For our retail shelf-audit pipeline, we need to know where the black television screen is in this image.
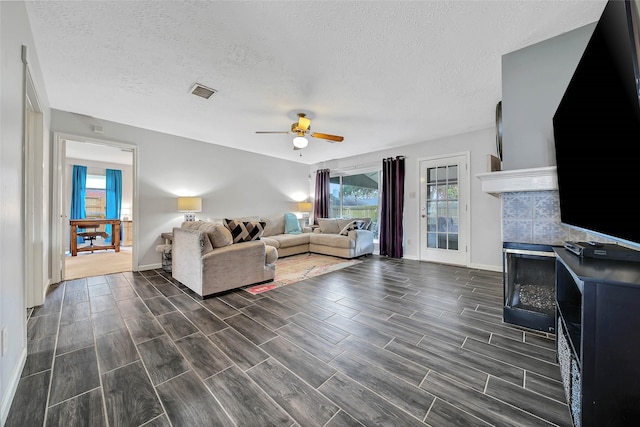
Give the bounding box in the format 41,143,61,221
553,0,640,248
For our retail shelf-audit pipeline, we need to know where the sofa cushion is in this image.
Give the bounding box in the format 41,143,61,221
262,215,285,237
310,233,355,249
261,237,279,249
268,233,310,248
181,220,215,231
317,218,340,234
284,212,302,234
237,216,261,222
224,218,266,243
339,219,367,236
207,224,234,248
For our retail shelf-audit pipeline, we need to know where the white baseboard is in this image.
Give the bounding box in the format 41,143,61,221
1,346,27,426
400,256,502,273
469,262,502,272
137,263,162,271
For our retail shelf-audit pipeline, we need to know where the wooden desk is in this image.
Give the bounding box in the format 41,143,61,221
70,219,121,256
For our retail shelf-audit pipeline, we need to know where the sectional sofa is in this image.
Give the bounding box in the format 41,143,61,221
261,215,375,259
171,215,374,297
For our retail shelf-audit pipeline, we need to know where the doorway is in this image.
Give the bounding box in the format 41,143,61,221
419,152,470,266
53,135,137,281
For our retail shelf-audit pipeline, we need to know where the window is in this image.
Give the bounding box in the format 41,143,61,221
330,171,380,239
425,165,459,250
85,174,106,219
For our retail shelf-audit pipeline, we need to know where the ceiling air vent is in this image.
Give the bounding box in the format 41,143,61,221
190,83,217,99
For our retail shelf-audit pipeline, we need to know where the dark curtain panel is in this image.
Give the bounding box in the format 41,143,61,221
314,168,330,223
380,156,405,258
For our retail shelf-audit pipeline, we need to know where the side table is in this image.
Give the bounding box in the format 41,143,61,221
158,232,173,273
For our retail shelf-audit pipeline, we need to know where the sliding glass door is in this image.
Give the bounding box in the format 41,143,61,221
330,171,380,239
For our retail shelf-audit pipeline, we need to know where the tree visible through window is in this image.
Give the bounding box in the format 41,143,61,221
330,172,380,239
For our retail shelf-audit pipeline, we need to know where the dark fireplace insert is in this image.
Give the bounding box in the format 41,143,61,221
503,242,557,333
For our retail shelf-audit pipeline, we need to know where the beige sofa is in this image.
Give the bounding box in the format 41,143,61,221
171,216,374,298
260,215,375,259
172,221,277,298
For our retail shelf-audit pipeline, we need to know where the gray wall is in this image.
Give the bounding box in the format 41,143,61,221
51,110,311,268
318,127,502,271
501,23,596,170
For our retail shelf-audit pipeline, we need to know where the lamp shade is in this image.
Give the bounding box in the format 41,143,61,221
297,202,312,212
177,197,202,212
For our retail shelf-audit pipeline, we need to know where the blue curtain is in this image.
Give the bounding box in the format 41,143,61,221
105,169,122,242
71,165,87,244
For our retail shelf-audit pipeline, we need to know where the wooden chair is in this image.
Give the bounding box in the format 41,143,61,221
77,223,109,253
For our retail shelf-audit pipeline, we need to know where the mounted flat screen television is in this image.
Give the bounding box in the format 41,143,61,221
553,0,640,249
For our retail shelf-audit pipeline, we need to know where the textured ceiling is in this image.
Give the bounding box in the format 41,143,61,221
25,1,606,165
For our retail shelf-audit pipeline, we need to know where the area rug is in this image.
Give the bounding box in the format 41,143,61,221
244,253,361,295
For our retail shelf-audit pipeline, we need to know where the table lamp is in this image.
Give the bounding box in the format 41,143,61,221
297,201,312,226
178,197,202,221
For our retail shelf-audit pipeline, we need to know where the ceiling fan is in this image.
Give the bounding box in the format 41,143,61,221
256,113,344,150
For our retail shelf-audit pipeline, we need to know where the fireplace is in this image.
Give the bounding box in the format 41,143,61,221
503,242,557,332
476,167,608,332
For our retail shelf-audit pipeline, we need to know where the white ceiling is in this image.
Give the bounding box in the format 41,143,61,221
25,1,606,165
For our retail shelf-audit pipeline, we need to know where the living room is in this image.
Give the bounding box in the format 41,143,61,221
2,1,613,426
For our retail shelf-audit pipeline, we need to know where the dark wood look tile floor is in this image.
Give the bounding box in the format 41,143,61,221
6,256,572,426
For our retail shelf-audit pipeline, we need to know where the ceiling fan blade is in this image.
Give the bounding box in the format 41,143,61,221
255,131,290,134
311,132,344,142
297,115,311,131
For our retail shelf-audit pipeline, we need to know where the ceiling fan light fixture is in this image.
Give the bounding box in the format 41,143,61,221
293,136,308,149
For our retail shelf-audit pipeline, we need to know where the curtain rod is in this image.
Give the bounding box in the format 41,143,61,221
315,156,405,174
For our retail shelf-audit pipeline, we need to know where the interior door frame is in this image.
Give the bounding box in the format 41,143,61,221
23,47,46,308
417,151,470,267
51,133,139,283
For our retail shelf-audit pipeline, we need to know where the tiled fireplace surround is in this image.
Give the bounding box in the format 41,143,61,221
501,190,603,245
477,166,608,246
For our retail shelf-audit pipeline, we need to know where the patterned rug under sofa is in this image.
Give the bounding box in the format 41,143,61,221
244,252,362,295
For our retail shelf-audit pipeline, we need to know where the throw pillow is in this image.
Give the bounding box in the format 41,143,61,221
284,212,302,234
223,218,266,243
207,224,234,248
339,219,367,236
317,218,340,234
353,217,372,230
262,215,285,237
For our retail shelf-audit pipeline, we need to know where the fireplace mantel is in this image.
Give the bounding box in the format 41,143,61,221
476,166,557,196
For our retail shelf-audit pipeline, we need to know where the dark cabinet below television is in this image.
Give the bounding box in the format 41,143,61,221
554,248,640,427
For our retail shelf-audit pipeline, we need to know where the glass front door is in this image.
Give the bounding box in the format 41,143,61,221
419,154,469,266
